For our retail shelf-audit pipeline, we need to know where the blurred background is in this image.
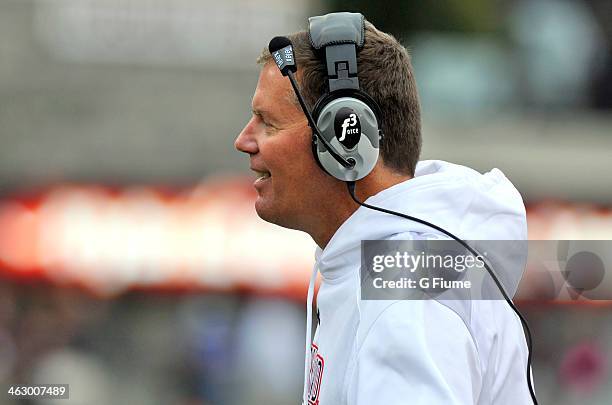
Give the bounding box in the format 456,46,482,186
1,0,612,404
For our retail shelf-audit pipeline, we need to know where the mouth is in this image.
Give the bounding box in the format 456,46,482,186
252,169,271,184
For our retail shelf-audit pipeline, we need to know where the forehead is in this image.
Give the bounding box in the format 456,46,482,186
251,62,296,113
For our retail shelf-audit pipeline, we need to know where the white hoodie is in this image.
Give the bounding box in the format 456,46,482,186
302,160,533,405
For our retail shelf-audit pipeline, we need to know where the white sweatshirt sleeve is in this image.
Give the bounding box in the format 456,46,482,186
345,300,482,405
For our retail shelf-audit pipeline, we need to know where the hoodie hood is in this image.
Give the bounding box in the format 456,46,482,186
302,160,528,404
315,160,528,293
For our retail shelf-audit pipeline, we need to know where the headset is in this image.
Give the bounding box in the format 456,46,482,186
268,12,382,182
268,12,538,405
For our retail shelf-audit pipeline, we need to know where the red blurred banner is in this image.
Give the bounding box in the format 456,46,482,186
1,178,611,298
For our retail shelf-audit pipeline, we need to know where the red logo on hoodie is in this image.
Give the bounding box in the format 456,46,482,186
307,343,325,405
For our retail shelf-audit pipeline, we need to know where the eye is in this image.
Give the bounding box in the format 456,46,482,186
252,111,278,133
261,118,277,132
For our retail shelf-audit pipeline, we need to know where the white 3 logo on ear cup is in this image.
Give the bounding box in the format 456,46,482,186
334,107,361,149
339,113,357,142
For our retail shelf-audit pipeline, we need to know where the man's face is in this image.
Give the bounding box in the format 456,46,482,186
234,62,330,229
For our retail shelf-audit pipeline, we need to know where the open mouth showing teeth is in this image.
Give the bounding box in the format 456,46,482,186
254,170,271,181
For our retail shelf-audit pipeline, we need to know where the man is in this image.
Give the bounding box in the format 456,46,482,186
235,13,533,405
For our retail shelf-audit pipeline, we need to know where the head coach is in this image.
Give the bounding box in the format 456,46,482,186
234,12,537,405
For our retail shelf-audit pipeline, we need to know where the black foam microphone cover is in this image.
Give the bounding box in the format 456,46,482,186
268,36,297,76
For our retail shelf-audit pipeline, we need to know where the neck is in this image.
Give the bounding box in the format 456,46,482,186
303,182,356,248
310,166,412,249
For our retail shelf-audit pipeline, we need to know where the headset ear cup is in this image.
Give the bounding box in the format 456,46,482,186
311,96,380,181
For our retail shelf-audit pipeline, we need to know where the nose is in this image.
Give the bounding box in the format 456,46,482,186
234,117,259,155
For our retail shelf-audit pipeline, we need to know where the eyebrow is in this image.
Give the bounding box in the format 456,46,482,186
252,107,274,121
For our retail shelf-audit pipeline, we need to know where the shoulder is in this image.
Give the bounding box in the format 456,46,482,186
347,299,483,404
356,299,478,356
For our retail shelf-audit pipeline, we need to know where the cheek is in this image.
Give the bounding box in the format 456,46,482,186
266,131,317,174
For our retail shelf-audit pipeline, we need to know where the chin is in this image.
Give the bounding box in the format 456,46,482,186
254,197,280,224
254,198,301,230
